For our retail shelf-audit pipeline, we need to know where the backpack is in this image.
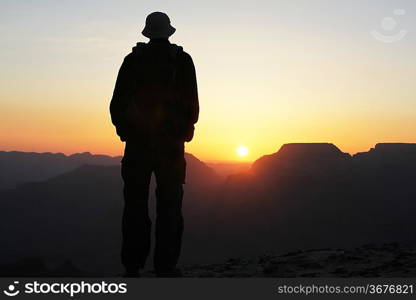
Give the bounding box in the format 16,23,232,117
124,42,193,142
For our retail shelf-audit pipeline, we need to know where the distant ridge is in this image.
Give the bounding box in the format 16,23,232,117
2,143,415,187
3,150,122,161
0,151,121,189
251,143,351,176
277,143,350,158
0,151,218,189
251,142,415,175
354,143,416,158
2,143,415,189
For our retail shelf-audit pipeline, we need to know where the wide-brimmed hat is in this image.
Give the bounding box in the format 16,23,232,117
142,12,176,39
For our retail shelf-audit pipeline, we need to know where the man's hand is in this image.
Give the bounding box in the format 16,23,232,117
116,125,130,142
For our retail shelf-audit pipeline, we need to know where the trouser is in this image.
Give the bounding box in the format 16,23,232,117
120,140,186,272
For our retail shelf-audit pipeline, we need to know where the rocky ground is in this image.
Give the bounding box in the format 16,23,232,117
2,243,416,277
144,243,416,277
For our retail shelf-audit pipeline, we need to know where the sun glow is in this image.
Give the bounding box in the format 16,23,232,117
236,145,249,157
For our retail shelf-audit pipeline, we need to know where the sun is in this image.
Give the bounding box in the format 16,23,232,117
236,145,249,157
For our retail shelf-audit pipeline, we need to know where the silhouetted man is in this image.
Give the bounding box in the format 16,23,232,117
110,12,199,277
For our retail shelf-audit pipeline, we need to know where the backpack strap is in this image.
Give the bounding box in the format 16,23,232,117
168,44,183,83
131,42,147,56
169,44,183,59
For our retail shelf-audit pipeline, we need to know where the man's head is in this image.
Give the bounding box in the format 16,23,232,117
142,12,176,39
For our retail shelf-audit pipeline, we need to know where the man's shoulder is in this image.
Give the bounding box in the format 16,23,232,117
122,43,147,62
122,52,138,65
174,46,193,65
179,49,192,60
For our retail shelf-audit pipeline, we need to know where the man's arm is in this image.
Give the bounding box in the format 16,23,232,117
181,52,199,127
109,54,136,141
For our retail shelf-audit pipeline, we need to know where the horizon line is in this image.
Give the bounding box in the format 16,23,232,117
2,142,415,164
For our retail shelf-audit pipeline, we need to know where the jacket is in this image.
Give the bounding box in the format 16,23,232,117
110,39,199,143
